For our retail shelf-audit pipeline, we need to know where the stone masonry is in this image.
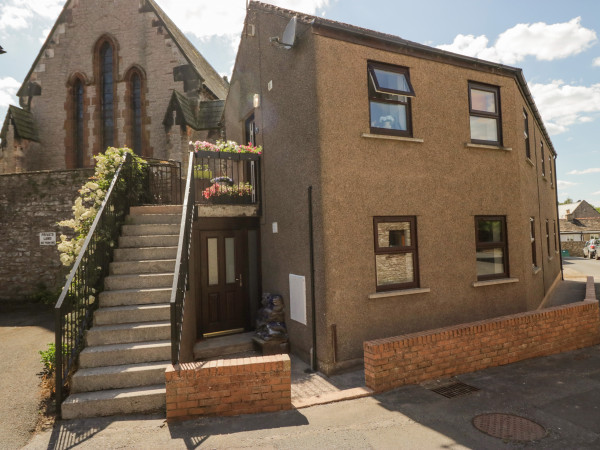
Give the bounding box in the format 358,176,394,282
0,169,93,301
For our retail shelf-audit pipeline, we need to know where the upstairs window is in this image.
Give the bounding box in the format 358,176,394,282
475,216,508,280
368,62,415,137
469,82,501,146
530,217,537,268
540,141,546,177
100,41,114,150
523,109,531,159
546,219,550,256
373,216,419,291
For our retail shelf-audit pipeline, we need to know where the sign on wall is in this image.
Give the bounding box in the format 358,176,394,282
289,274,307,325
39,232,56,246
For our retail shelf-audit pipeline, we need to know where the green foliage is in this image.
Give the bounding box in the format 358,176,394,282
39,343,56,375
57,147,147,267
28,284,61,306
560,197,574,205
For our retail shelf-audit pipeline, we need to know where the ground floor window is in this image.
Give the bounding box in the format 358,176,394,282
475,216,508,280
373,216,419,291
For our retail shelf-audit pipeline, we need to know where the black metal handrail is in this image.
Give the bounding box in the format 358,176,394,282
54,153,135,416
170,152,196,364
193,151,260,206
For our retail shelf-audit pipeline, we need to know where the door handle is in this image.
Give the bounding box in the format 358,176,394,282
236,274,243,287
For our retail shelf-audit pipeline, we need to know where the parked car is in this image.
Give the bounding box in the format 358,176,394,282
583,239,600,259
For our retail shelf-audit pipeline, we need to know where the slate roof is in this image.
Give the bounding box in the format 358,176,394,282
248,1,556,156
0,105,39,143
16,0,228,100
147,0,228,100
558,202,583,219
164,91,224,130
196,100,225,130
559,218,600,233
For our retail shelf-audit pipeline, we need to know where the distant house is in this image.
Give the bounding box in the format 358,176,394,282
558,200,600,221
221,1,561,373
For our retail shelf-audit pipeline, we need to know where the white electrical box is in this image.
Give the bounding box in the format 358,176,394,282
289,274,307,325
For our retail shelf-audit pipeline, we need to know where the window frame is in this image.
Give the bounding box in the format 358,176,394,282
100,41,115,151
73,77,85,168
523,109,531,160
545,219,550,256
553,220,558,251
130,71,142,156
540,141,546,177
468,81,502,146
474,215,509,281
530,217,537,268
373,216,419,292
367,61,415,138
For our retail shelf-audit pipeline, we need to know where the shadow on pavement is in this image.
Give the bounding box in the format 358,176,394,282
168,409,310,449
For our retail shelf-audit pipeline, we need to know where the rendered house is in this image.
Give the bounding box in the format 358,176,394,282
220,1,561,373
0,0,227,174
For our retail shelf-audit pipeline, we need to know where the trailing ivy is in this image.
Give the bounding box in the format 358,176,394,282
57,147,146,267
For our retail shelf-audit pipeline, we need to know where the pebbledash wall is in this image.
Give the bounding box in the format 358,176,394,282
0,169,92,301
165,354,291,421
364,296,600,393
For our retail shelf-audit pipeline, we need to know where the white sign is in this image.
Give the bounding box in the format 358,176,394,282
40,232,56,246
289,274,307,325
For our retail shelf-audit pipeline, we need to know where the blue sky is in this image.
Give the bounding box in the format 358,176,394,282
1,0,599,206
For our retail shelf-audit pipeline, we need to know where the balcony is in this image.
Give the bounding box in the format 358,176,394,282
193,150,261,216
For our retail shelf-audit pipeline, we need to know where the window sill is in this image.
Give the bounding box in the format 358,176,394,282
542,176,548,182
533,266,541,275
465,143,512,152
369,287,431,299
362,133,424,143
472,277,519,287
526,158,534,167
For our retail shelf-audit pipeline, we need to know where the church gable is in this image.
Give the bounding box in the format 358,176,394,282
3,0,227,173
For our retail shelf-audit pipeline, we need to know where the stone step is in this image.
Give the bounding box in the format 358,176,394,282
61,385,166,419
121,224,180,236
119,234,180,249
85,321,171,346
113,246,177,262
109,259,176,275
71,361,170,394
79,341,171,368
193,331,255,360
94,304,171,326
104,273,174,291
99,288,171,307
125,214,181,225
130,205,182,215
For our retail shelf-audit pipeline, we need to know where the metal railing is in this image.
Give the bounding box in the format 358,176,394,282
143,158,182,205
193,151,260,206
170,152,195,364
54,153,137,416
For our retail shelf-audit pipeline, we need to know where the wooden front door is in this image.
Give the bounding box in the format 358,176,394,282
199,230,248,335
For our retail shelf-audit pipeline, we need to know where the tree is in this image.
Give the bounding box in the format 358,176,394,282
560,197,574,205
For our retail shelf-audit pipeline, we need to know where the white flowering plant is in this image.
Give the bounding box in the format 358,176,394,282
57,147,146,267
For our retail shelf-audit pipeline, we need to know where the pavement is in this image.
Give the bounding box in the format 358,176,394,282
0,302,54,450
13,260,600,448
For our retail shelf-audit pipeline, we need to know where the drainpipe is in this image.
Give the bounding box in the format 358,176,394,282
308,186,317,371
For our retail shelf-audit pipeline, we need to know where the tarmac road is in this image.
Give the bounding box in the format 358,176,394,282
25,344,600,449
0,303,54,450
563,256,600,280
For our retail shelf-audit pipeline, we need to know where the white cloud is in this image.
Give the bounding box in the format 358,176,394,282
0,5,33,31
567,168,600,175
437,17,597,65
593,190,600,195
156,0,331,41
0,77,21,109
0,1,62,37
529,80,600,134
557,180,579,188
593,57,600,67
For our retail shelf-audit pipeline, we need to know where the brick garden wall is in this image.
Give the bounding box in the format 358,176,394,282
364,300,600,393
165,354,292,421
0,169,92,301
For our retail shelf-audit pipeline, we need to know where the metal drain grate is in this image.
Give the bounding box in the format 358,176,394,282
473,413,546,441
430,382,480,398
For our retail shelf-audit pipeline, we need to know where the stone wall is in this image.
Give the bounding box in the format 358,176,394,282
165,354,292,421
364,299,600,393
561,241,585,257
0,169,93,301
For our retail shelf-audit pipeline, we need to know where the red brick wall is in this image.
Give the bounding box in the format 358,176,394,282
364,300,600,393
165,354,292,421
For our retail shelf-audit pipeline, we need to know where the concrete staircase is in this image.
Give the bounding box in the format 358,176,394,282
61,205,181,419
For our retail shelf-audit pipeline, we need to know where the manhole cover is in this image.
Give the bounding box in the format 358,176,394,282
430,382,480,398
473,413,546,441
